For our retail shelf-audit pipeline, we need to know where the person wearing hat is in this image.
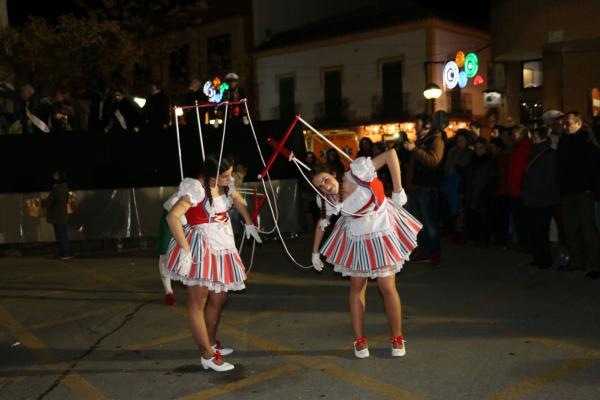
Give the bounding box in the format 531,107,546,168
223,72,249,125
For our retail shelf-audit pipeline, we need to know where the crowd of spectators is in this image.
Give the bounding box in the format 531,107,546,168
0,74,247,135
303,111,600,279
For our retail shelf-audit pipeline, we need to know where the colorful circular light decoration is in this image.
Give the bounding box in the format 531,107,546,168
458,71,468,89
443,61,459,89
473,75,485,86
203,77,230,103
464,53,479,78
455,51,465,68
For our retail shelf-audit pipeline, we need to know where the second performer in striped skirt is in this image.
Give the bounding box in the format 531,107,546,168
310,149,422,359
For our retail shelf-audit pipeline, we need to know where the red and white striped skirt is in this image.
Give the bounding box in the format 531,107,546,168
164,223,246,292
321,202,422,278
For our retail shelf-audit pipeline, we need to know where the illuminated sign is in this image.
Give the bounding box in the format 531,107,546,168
203,77,230,103
443,51,481,89
443,61,459,89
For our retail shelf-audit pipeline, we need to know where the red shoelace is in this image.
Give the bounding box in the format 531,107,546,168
213,350,222,361
391,336,404,347
215,340,222,350
354,336,368,346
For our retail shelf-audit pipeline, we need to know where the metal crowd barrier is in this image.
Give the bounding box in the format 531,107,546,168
0,180,302,245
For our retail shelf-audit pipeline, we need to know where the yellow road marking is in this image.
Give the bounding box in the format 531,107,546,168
31,304,130,330
487,357,599,400
0,305,106,400
176,364,303,400
71,267,426,399
319,363,427,400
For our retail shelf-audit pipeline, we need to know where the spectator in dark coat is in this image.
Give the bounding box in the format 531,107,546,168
16,84,50,133
507,125,532,251
326,149,345,180
43,170,73,259
184,79,208,128
556,112,600,279
144,82,171,132
465,139,498,245
489,137,511,245
404,114,445,264
357,137,374,158
521,127,560,269
105,89,144,133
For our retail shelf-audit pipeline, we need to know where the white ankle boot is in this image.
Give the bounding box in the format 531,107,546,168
201,351,234,372
391,336,406,357
353,337,370,359
211,340,233,356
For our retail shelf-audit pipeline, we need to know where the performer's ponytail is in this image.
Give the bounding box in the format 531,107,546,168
199,154,233,207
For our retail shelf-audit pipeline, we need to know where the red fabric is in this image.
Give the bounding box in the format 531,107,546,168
354,336,368,345
507,138,532,197
185,199,229,224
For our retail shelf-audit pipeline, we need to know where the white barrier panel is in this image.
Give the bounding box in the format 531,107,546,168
0,180,301,244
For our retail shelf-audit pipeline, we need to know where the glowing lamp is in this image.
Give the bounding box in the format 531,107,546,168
423,83,442,99
175,107,184,117
133,97,146,108
473,75,484,86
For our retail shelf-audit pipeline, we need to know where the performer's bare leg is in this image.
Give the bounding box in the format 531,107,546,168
187,285,222,363
158,256,173,294
205,291,229,346
349,277,368,350
377,274,403,348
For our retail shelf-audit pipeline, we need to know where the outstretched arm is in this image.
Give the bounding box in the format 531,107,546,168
372,149,403,193
166,196,192,252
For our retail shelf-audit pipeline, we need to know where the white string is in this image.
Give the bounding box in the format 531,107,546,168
173,108,184,180
298,116,353,162
243,101,279,235
260,178,313,270
291,158,380,218
215,103,229,184
194,101,205,162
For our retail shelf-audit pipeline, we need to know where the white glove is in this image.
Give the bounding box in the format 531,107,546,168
318,218,330,232
392,190,408,206
312,253,324,272
176,250,192,276
245,224,263,243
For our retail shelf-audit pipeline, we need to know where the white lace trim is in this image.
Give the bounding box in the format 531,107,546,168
333,264,403,279
164,271,246,293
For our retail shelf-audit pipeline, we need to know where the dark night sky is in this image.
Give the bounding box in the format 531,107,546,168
7,0,491,30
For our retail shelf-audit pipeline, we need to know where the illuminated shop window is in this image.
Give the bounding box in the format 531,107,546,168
522,60,542,88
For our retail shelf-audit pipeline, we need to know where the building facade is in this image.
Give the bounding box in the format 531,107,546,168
491,0,600,124
135,0,255,107
254,16,490,127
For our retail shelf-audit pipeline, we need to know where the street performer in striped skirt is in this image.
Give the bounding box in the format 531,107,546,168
310,149,422,359
164,155,262,372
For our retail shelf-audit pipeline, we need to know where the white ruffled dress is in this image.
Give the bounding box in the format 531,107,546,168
320,157,422,278
163,179,246,292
